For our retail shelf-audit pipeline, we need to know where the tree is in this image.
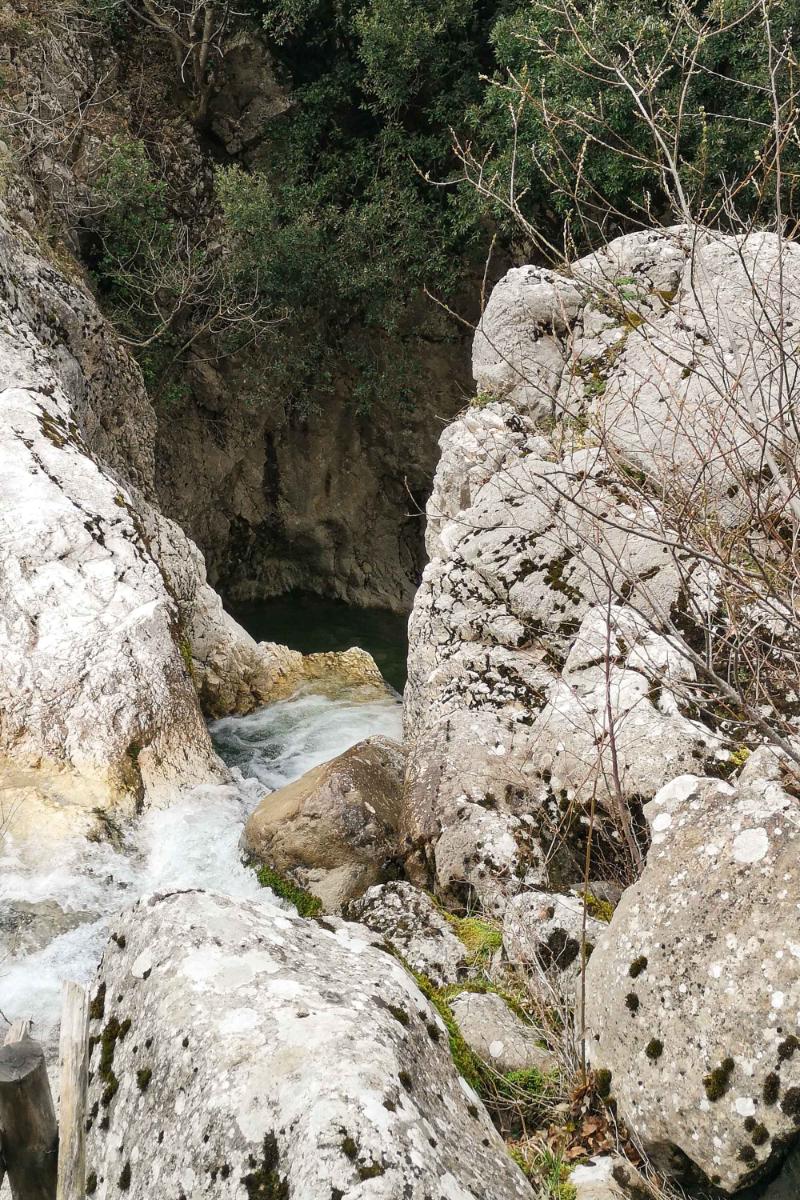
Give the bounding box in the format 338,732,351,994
99,0,237,125
458,0,800,257
87,136,279,403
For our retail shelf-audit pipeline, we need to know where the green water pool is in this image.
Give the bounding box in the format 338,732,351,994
230,593,409,693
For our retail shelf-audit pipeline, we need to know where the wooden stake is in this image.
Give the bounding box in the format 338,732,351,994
0,1028,57,1200
56,983,89,1200
3,1018,32,1047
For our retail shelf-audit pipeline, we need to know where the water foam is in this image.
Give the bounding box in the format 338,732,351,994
0,686,402,1050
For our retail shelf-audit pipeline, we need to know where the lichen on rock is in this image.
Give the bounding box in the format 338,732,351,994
84,890,534,1199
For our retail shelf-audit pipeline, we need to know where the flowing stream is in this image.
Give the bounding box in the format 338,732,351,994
0,682,402,1054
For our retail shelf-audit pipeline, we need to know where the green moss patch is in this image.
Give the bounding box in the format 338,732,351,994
447,915,503,965
98,1014,131,1109
255,865,322,918
582,891,614,923
242,1132,289,1200
704,1057,735,1101
645,1038,663,1061
412,971,486,1092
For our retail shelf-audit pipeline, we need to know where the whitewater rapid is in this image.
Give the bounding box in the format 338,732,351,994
0,687,402,1052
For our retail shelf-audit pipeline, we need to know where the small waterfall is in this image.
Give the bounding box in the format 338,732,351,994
0,684,402,1053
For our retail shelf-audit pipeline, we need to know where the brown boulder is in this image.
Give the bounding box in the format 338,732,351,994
242,735,405,911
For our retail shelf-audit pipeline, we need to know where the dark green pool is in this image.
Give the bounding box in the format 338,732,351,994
230,593,409,693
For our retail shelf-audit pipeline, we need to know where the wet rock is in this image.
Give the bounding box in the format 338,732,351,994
0,900,94,958
448,991,556,1075
84,889,534,1200
585,750,800,1192
302,646,389,692
346,881,469,987
242,736,406,911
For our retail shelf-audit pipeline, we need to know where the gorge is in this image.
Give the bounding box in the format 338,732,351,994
3,3,800,1200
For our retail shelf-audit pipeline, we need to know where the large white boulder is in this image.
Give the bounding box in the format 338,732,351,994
84,890,534,1200
584,749,800,1192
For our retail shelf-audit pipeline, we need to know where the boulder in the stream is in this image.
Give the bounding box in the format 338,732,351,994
584,749,800,1192
242,736,406,911
84,890,534,1200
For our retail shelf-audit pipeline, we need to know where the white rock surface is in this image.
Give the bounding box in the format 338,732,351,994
0,201,368,839
503,890,606,1000
84,890,534,1200
448,991,555,1075
404,227,799,912
570,1156,630,1200
0,235,222,829
585,749,800,1191
347,881,470,987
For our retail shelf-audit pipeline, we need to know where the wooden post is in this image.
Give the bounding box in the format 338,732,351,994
3,1019,32,1046
56,983,89,1200
0,1024,57,1200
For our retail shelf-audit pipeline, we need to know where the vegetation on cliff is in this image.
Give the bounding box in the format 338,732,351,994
60,0,799,415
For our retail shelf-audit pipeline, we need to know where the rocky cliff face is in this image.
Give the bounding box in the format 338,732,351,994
0,1,469,615
155,341,468,612
403,226,800,1192
0,193,324,840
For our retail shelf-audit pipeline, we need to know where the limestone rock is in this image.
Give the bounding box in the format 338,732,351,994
404,435,716,904
0,366,223,823
187,583,305,719
346,881,469,987
404,228,791,915
570,1157,635,1200
208,30,290,155
503,891,606,999
303,646,389,692
582,232,800,520
0,196,351,839
242,736,406,911
448,991,556,1075
0,206,236,831
0,899,93,958
473,265,583,419
84,890,534,1200
584,750,800,1192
